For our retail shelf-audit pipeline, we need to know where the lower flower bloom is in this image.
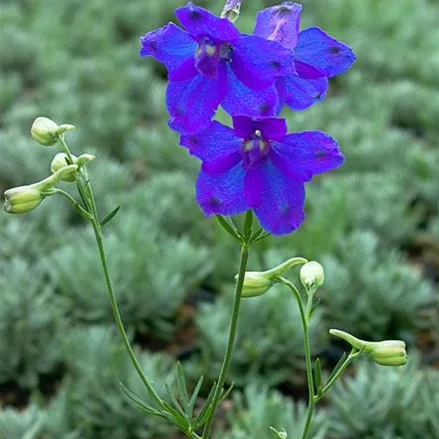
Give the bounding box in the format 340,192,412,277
180,116,344,235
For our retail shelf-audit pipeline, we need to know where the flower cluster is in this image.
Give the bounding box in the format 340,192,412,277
140,1,355,235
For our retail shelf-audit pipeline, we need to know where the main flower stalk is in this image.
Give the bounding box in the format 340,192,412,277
202,212,253,439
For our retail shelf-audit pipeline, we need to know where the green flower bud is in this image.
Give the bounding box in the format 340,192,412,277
50,164,78,184
50,153,94,182
300,261,325,290
237,257,307,299
241,272,274,298
51,153,78,181
330,329,407,367
3,185,46,214
369,341,408,367
31,117,75,146
3,164,78,214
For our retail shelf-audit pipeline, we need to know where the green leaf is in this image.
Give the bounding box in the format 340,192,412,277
244,210,254,241
314,358,322,394
216,216,242,241
165,381,187,419
119,382,164,418
161,399,190,431
189,375,204,419
194,382,217,429
100,205,120,226
176,362,190,411
250,228,264,242
218,382,234,405
252,231,271,244
327,352,348,384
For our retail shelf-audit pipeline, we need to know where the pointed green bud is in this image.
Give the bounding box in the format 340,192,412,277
237,257,307,298
31,117,75,146
330,329,407,367
51,153,78,181
300,261,325,291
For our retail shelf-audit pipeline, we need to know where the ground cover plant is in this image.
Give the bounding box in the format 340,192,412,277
1,0,438,438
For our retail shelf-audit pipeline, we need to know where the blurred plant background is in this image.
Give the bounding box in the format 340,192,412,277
0,0,438,437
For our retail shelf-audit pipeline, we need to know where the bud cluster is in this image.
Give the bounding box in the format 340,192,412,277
3,117,95,215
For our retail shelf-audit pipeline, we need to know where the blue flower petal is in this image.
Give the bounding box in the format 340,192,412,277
245,160,305,235
232,116,287,141
196,161,248,217
253,2,302,49
176,4,240,41
271,131,344,182
295,27,356,78
166,66,227,134
276,76,328,112
180,121,242,164
140,23,197,79
231,35,295,90
222,64,279,118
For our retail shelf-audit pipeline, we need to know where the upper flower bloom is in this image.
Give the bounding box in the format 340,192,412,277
180,117,344,235
254,2,356,112
140,3,294,134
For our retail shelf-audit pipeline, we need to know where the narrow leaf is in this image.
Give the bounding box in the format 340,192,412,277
194,382,217,427
165,382,187,419
252,231,271,244
327,352,348,383
314,358,322,393
244,210,254,240
101,205,120,226
218,382,234,404
176,362,190,410
216,215,242,241
161,399,190,429
250,228,264,242
189,375,204,419
120,383,164,417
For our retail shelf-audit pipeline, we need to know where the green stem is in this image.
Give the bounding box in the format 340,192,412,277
278,278,314,439
318,348,359,400
86,188,164,410
202,216,252,439
56,137,163,411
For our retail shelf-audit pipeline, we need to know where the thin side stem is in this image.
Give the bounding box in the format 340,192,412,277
202,239,251,438
278,278,315,439
85,188,164,410
319,348,360,400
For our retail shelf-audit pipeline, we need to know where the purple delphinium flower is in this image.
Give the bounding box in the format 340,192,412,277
140,3,294,134
180,117,344,235
254,2,356,112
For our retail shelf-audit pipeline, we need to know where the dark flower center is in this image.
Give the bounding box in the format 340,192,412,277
220,43,234,62
242,130,270,170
